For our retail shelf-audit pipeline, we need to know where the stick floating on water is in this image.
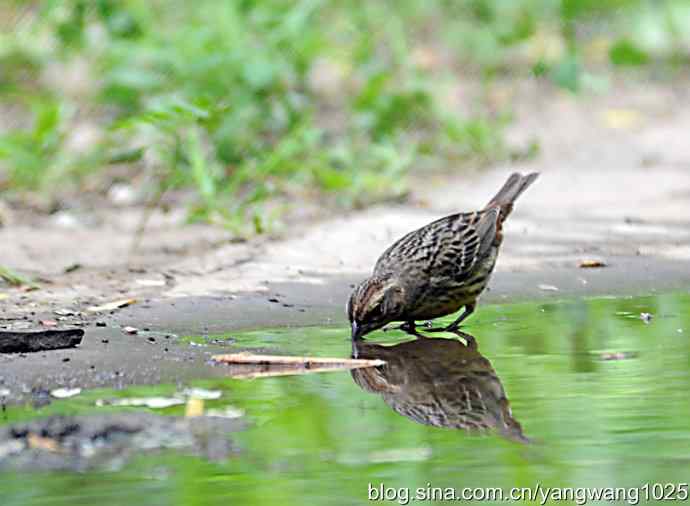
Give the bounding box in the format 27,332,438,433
211,352,386,379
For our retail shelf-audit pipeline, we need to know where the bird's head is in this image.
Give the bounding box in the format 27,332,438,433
347,274,406,340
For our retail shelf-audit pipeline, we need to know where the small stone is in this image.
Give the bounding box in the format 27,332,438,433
122,326,139,334
51,211,79,229
51,388,81,399
135,279,166,287
108,183,137,206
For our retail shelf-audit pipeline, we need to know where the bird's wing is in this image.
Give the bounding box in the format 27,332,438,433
374,209,499,281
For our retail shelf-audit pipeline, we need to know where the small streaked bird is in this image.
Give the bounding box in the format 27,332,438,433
348,172,538,340
351,335,527,442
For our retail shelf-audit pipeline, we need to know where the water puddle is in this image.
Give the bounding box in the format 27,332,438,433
3,292,690,504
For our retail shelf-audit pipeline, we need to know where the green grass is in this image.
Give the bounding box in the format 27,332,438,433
0,0,688,233
0,265,36,288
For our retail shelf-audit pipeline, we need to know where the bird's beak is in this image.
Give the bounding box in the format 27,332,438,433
351,321,364,340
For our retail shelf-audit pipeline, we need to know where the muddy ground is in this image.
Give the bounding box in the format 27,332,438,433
1,79,690,401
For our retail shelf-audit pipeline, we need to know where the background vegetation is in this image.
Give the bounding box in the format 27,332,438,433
1,0,688,233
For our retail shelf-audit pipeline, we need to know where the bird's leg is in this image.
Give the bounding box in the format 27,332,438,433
424,303,476,332
351,339,359,358
444,303,476,331
404,322,429,339
450,329,477,349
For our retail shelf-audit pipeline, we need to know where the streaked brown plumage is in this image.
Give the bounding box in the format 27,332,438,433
351,335,527,442
347,172,539,340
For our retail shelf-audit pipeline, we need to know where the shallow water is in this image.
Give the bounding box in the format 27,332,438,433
4,292,690,505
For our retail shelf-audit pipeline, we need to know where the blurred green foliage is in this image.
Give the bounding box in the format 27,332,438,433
0,0,688,232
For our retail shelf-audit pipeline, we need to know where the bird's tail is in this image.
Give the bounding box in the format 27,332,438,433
484,172,539,219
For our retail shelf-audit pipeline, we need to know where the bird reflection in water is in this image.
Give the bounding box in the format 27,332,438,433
351,333,528,443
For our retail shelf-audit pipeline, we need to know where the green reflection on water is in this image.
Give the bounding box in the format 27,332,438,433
3,292,690,505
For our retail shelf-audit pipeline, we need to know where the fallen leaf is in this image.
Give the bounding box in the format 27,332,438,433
538,284,559,291
185,398,204,418
87,299,137,313
27,433,59,452
51,388,82,399
579,259,607,268
0,266,36,287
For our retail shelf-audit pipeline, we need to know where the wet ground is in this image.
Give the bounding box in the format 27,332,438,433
3,261,690,399
3,292,690,504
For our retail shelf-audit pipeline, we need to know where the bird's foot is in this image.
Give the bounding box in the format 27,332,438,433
383,322,426,338
384,321,412,332
382,323,407,332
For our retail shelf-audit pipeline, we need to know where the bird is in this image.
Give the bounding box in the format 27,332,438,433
347,172,538,340
351,335,528,442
